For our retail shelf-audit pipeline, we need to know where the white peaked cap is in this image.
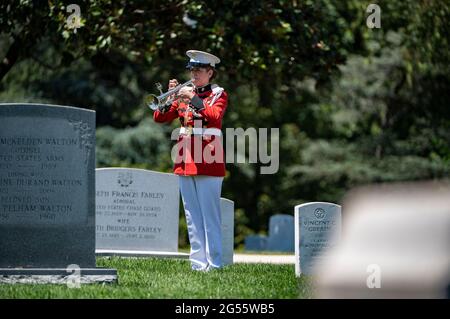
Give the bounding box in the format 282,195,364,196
186,50,221,68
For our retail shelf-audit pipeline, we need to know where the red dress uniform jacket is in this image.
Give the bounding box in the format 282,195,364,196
153,84,227,176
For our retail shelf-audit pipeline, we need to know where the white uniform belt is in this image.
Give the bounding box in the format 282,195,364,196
179,127,222,136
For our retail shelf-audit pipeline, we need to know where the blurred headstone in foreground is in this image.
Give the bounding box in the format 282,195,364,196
316,181,450,298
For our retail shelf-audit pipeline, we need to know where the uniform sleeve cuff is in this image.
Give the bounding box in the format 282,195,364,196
190,95,205,111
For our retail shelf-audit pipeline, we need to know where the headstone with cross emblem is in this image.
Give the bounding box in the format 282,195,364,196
294,202,341,276
95,168,182,257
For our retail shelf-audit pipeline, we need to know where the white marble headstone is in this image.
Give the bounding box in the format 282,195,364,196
95,168,180,253
220,198,234,265
295,202,341,276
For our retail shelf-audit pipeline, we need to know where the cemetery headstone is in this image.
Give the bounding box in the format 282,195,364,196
295,202,341,276
95,168,186,258
244,235,268,251
220,198,234,265
267,214,295,252
0,103,116,283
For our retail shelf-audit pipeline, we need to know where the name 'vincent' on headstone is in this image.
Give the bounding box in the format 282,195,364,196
0,103,116,283
295,202,341,276
95,168,180,254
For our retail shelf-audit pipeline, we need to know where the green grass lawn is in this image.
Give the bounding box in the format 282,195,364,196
0,257,314,299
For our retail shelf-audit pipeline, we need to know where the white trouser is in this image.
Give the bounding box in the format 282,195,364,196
179,175,224,270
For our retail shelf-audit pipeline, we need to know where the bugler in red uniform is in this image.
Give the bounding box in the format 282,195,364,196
153,49,226,271
153,84,227,176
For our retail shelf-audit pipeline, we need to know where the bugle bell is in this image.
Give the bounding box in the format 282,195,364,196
145,80,194,111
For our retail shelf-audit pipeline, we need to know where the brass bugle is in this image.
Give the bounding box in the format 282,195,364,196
145,79,194,111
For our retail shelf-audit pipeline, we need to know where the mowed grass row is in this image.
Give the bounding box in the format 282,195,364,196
0,257,313,299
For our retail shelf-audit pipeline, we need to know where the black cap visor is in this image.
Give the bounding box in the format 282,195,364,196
186,61,213,69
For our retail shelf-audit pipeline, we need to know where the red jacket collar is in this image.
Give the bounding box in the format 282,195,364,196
195,84,212,95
